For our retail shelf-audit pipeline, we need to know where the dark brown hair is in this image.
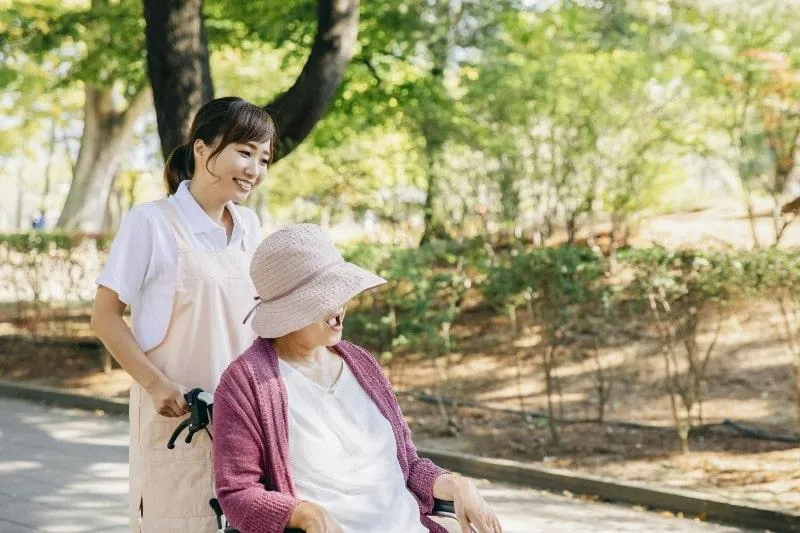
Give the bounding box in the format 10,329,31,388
164,97,277,195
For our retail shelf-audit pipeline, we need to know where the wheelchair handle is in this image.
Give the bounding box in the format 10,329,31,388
166,388,215,450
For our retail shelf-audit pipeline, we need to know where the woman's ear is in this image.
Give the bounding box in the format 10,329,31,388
193,138,207,161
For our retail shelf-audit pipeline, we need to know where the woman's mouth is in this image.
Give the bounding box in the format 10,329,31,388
233,178,253,192
325,313,343,331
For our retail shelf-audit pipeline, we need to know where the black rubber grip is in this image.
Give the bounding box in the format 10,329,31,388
433,498,455,515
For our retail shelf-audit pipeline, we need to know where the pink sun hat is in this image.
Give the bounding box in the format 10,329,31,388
243,223,387,338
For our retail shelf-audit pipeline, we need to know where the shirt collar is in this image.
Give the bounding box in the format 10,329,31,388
173,180,247,243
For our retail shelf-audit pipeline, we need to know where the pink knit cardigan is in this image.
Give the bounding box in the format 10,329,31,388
213,337,449,533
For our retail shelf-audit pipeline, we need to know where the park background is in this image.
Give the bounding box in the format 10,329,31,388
2,0,800,516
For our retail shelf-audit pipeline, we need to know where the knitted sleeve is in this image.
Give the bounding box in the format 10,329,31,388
213,364,301,533
392,387,449,513
346,342,449,513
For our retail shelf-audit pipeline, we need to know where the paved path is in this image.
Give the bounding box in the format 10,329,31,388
0,397,758,533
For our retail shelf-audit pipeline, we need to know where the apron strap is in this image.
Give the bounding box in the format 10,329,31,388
157,199,194,251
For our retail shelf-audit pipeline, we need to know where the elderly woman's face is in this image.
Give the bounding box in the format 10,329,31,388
291,303,348,347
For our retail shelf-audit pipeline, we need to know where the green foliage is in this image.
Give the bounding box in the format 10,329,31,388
341,241,394,274
732,247,800,298
343,238,494,356
344,240,800,363
482,246,607,316
0,231,109,253
1,0,147,95
6,0,800,250
619,247,741,309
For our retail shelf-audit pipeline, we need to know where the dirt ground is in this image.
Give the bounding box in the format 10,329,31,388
1,205,799,514
391,298,799,514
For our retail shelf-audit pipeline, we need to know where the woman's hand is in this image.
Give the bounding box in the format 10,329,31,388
289,501,344,533
438,474,503,533
147,378,188,417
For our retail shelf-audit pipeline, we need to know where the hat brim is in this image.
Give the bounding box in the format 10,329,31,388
249,262,386,339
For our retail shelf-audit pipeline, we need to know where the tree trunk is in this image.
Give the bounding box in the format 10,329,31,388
143,0,214,158
544,344,560,446
15,157,26,230
41,120,57,215
745,200,762,250
419,156,439,246
795,353,800,436
499,155,519,227
101,170,122,234
56,86,151,231
144,0,360,161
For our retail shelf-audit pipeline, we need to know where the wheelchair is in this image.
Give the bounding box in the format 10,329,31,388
169,388,469,533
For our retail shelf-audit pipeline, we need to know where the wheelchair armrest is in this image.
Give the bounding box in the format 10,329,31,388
278,501,456,532
432,499,478,533
222,499,458,532
432,498,455,515
223,526,303,532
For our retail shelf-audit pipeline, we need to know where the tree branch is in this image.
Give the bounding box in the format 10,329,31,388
265,0,360,161
118,86,152,133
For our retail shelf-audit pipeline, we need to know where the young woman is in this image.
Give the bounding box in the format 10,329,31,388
91,96,276,533
214,224,503,533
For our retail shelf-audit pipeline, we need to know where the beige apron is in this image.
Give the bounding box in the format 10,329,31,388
128,199,257,533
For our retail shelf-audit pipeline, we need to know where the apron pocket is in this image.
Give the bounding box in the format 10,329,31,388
145,456,215,519
147,413,211,463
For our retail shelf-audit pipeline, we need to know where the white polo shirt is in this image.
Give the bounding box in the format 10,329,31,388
279,359,428,533
96,180,262,352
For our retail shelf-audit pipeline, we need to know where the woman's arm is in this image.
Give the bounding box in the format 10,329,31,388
90,286,187,417
213,374,304,533
398,414,449,511
432,472,459,500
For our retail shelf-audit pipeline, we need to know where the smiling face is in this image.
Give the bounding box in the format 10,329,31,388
280,303,349,349
193,138,271,203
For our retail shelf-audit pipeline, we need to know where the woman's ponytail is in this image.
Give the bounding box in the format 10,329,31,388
164,143,195,195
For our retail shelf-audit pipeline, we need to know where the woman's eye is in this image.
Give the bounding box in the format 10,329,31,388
239,150,251,157
261,160,270,167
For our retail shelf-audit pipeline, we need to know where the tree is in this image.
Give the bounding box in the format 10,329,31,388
688,2,800,247
4,0,359,231
142,0,213,158
464,1,689,246
3,0,151,232
332,1,515,244
143,0,360,161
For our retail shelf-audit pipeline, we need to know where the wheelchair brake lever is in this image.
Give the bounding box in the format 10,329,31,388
185,422,208,444
167,418,191,449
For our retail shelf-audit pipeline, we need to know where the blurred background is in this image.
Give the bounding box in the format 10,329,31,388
1,0,799,516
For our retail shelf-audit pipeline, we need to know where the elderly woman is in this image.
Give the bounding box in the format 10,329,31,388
213,224,502,533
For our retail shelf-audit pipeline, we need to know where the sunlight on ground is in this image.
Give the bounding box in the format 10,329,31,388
19,413,129,447
0,459,41,474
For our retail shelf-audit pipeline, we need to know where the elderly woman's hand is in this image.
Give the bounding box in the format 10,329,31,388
288,501,344,533
436,474,502,533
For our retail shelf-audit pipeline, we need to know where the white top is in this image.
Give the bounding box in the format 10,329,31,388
279,359,428,533
96,180,262,352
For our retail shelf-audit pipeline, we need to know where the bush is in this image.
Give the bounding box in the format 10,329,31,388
0,232,110,335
